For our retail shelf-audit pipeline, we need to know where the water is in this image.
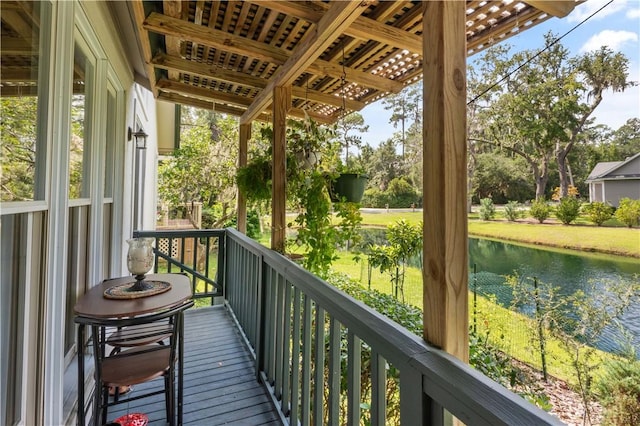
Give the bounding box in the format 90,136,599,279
468,237,640,356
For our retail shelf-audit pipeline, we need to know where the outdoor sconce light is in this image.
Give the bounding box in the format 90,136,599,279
132,129,148,150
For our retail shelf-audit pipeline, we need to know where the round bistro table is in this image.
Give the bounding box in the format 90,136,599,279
74,273,192,426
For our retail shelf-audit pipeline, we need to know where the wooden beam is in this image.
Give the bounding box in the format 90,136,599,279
255,1,423,54
130,0,159,97
524,1,578,18
156,82,331,124
0,37,36,55
422,1,468,362
143,12,401,94
157,92,271,121
156,78,253,108
162,0,183,80
237,123,251,234
152,52,268,89
143,12,289,63
306,60,402,94
241,1,368,124
292,86,365,111
271,86,291,253
152,53,365,110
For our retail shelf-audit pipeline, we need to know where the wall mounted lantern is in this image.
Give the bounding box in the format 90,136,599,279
127,127,148,150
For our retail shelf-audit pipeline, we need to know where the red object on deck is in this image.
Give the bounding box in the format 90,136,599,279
113,413,149,426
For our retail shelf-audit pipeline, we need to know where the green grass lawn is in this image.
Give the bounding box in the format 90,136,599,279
467,220,639,258
357,212,640,258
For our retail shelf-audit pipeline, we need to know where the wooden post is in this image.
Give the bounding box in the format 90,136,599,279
237,123,250,234
271,86,291,253
422,1,469,362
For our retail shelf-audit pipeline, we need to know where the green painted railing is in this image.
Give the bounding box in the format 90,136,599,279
224,228,563,426
136,228,563,425
133,229,224,305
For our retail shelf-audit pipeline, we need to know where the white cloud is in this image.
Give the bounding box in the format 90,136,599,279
568,0,628,23
627,8,640,18
592,86,640,130
591,62,640,130
579,29,638,52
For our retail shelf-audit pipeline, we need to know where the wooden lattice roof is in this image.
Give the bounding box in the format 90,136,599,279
131,1,581,124
0,1,582,123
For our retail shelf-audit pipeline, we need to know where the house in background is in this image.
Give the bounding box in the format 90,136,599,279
586,152,640,206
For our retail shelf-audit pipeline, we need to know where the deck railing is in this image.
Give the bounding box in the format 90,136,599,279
133,229,224,305
224,228,562,426
135,228,562,425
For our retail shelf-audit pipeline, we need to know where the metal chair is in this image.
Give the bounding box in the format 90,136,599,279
80,300,194,426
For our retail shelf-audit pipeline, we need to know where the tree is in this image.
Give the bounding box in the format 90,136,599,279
1,97,38,201
368,220,422,302
382,82,422,158
556,47,636,197
471,153,533,203
483,36,579,199
336,112,368,166
470,34,634,200
363,138,402,191
158,108,238,227
608,118,640,160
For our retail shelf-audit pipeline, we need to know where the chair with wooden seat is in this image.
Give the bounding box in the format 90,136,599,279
84,300,194,426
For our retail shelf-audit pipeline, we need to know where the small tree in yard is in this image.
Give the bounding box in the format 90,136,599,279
582,202,614,226
555,196,581,225
544,276,640,425
367,219,422,302
479,197,496,220
507,275,562,383
530,199,552,223
615,198,640,228
597,338,640,426
504,200,523,221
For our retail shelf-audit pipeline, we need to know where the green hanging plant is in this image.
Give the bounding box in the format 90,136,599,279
236,155,272,202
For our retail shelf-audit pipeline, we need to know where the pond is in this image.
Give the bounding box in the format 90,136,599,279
468,237,640,356
356,229,640,356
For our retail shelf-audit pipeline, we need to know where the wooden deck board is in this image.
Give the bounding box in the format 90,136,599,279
107,306,282,425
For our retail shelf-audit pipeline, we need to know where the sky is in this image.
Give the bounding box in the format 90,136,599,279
360,0,640,147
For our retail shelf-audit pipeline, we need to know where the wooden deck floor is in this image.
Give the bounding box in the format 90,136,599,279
108,306,282,425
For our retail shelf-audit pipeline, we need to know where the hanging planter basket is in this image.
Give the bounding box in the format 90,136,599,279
330,173,368,203
294,150,321,170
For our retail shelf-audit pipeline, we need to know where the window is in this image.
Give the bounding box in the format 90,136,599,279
0,2,51,423
69,43,93,199
0,1,49,202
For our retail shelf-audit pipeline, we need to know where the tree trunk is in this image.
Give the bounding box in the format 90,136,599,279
556,142,572,198
467,142,477,213
533,156,550,200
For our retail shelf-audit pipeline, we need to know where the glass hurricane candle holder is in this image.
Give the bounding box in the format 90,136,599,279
126,237,155,291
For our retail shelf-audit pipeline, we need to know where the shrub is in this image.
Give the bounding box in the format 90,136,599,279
503,201,522,221
479,198,496,220
582,202,614,226
361,179,418,208
551,185,579,201
597,358,640,426
361,188,388,208
615,198,640,228
554,197,581,225
529,199,551,223
328,272,551,412
385,177,419,208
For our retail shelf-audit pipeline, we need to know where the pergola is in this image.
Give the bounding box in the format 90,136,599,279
125,0,581,361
